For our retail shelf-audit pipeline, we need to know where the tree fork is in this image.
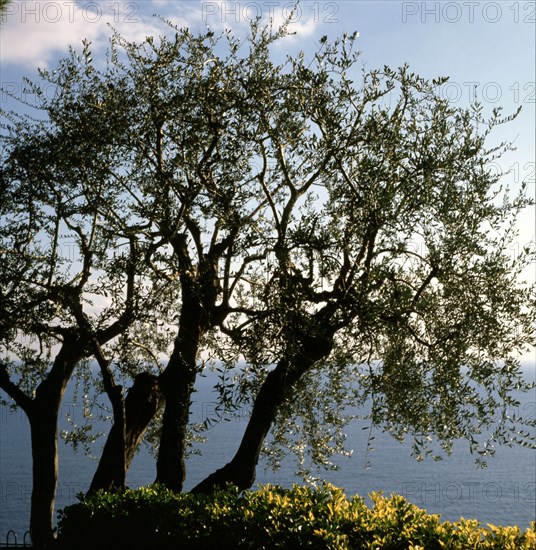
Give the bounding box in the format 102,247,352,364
88,372,163,494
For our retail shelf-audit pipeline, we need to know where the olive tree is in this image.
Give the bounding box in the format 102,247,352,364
191,35,535,490
1,21,289,545
0,37,177,546
0,117,153,547
1,19,534,547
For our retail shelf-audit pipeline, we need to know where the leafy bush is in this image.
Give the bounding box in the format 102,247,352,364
56,483,536,550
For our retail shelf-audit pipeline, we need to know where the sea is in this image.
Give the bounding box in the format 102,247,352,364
1,365,535,543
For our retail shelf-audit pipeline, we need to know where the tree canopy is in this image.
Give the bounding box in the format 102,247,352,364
1,20,534,548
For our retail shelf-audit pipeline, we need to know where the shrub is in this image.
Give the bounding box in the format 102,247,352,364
56,483,536,550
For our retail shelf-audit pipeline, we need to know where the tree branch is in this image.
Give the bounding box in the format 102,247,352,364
0,362,33,414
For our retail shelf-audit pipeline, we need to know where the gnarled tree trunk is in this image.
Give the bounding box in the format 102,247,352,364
88,373,163,493
192,331,334,494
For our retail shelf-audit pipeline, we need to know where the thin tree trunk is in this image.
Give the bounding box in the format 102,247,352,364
192,331,334,494
92,384,127,491
151,231,225,492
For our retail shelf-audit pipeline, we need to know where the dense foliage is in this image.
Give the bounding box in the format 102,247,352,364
57,483,535,550
1,16,534,547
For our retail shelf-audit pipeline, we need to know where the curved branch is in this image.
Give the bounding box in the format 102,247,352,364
0,362,33,414
412,267,438,307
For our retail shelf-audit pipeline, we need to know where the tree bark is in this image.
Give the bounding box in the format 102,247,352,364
192,330,334,494
88,373,163,493
28,405,60,549
27,336,83,549
155,294,202,492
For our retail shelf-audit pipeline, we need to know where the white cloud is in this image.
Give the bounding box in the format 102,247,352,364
0,1,193,69
0,1,320,72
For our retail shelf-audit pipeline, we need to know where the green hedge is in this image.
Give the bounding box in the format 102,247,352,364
56,483,535,550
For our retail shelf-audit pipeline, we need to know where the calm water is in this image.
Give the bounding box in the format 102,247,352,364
1,367,535,541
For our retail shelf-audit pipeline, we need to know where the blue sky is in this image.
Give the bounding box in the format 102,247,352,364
1,1,534,361
1,1,533,202
1,1,533,163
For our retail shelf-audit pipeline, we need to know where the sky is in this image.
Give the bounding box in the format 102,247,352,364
1,0,535,363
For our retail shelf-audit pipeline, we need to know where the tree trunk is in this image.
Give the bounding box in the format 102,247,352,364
192,331,334,494
95,384,127,491
28,337,83,548
155,300,201,492
28,406,59,549
154,364,195,491
90,257,220,494
88,373,163,494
